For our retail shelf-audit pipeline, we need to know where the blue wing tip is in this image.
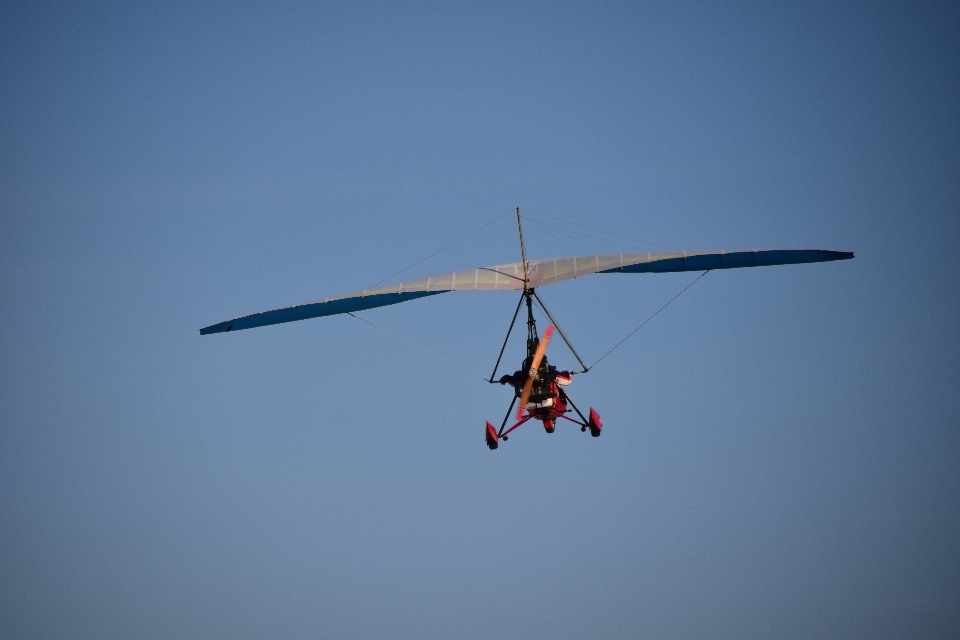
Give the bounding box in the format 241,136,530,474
199,323,232,335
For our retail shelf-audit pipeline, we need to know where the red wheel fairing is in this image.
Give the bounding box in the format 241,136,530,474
588,408,602,437
485,422,499,450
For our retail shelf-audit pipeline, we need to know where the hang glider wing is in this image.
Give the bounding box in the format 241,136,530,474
199,249,853,335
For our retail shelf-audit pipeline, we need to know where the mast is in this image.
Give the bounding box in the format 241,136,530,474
525,291,538,362
516,207,537,360
516,207,529,291
488,207,588,382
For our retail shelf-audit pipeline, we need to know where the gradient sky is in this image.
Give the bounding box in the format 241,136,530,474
2,2,958,638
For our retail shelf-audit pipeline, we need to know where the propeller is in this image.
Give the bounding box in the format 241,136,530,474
517,325,554,419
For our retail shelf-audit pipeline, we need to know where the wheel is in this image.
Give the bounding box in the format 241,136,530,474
581,426,586,432
502,435,508,441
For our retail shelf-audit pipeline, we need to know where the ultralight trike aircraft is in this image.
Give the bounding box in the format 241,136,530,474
201,209,853,449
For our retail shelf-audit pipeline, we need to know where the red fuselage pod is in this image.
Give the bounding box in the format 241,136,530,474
528,381,567,423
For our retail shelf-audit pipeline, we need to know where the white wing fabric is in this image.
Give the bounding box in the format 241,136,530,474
200,249,853,335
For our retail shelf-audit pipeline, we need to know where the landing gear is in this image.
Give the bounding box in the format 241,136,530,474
485,374,604,448
486,406,603,447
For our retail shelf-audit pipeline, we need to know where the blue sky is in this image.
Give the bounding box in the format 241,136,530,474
2,2,958,638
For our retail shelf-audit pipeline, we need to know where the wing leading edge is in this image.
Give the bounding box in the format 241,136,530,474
199,249,853,335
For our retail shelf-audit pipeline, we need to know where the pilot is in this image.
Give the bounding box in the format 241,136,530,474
498,357,572,408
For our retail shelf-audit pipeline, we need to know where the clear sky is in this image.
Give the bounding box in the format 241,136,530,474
2,1,958,638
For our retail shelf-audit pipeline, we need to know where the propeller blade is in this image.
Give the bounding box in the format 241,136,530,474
517,325,554,419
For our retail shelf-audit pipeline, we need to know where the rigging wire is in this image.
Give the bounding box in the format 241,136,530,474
523,216,620,250
521,216,610,252
369,209,513,289
346,312,488,381
524,215,669,253
589,270,711,369
521,208,676,251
